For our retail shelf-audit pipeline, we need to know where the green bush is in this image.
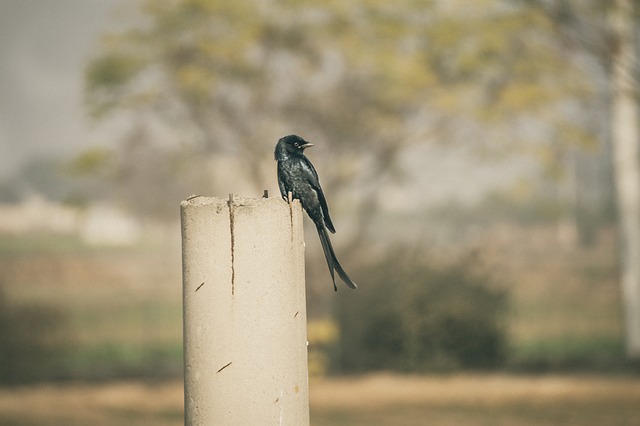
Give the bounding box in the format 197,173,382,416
334,249,507,372
0,287,68,384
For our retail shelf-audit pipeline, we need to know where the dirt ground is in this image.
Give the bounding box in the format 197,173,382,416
1,373,639,426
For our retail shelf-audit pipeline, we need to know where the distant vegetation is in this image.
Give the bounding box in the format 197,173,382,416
335,249,507,372
0,222,633,385
0,285,69,384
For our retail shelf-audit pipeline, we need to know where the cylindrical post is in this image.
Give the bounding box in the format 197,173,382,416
181,195,309,425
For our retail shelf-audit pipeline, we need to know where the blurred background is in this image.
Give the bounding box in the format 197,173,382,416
1,0,640,424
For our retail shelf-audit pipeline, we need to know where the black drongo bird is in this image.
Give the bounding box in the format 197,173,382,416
275,134,357,291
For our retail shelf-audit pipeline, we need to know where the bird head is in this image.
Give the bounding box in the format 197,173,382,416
275,134,314,159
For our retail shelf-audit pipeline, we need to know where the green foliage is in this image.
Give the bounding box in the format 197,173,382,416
511,335,625,372
335,249,507,372
82,0,602,222
78,0,616,274
0,287,70,384
86,52,142,89
0,234,88,256
85,51,147,118
62,342,183,380
66,147,113,177
308,319,340,376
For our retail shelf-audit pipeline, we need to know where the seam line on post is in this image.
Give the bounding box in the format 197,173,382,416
228,193,235,295
288,196,295,242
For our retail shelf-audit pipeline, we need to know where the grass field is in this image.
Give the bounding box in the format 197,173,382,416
0,224,626,376
0,224,635,423
0,233,183,380
0,374,639,425
480,224,624,367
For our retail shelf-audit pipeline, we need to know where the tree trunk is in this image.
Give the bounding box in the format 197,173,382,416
612,0,640,358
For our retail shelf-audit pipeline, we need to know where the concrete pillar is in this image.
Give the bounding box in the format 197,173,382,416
181,195,309,425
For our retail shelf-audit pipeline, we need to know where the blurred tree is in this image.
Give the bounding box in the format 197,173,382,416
84,0,592,225
85,0,430,227
610,0,640,358
84,0,617,336
524,0,640,360
8,156,108,206
64,146,114,207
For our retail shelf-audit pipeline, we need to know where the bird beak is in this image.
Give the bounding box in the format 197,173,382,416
301,143,314,149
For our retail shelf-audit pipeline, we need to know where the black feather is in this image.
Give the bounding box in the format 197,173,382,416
275,134,357,291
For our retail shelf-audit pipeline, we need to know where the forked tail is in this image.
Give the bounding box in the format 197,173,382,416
316,224,357,291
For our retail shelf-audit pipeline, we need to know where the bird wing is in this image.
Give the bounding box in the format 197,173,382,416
277,161,290,201
301,156,336,233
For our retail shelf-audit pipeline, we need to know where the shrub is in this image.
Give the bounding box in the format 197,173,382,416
333,249,507,372
0,286,68,384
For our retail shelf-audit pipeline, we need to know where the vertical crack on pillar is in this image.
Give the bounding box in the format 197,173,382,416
228,193,236,295
288,192,294,242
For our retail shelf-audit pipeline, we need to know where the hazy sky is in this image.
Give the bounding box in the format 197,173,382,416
0,0,120,178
